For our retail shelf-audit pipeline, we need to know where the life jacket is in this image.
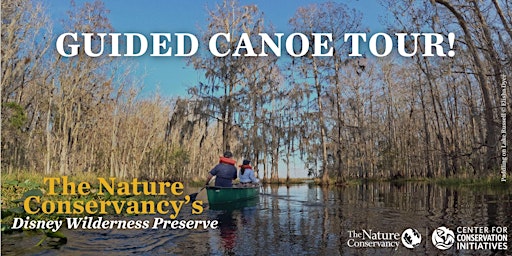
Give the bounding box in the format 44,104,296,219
239,164,252,175
219,156,236,165
239,164,252,170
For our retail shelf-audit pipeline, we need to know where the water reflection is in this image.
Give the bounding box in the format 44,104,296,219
208,198,259,255
217,210,237,254
2,182,510,255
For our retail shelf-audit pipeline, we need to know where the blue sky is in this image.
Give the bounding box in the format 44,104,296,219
33,1,492,178
46,0,386,98
43,0,387,177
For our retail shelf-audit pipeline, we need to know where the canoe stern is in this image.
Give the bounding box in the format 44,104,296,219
206,186,259,205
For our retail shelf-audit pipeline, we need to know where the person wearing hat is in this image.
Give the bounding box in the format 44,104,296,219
238,159,259,186
205,150,238,187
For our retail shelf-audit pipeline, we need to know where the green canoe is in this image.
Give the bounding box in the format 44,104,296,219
206,186,259,205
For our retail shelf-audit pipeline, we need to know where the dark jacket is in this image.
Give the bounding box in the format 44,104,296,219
210,162,237,187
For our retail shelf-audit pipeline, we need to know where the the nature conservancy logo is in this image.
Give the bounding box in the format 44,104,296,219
431,226,508,251
401,228,422,249
432,226,455,250
346,229,401,249
347,228,424,250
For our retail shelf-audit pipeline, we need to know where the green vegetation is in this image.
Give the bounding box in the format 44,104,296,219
2,172,92,229
433,177,510,188
1,172,70,246
306,175,510,189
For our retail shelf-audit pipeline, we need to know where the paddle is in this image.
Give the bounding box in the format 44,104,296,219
188,187,205,201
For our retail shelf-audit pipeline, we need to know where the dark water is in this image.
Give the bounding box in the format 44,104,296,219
2,182,511,255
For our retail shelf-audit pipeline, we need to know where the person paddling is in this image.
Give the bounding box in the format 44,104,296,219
239,159,259,186
205,151,238,187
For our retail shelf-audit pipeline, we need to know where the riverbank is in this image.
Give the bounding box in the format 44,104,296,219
296,176,510,191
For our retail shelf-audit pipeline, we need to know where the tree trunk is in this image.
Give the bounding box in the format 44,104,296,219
312,59,329,185
434,0,498,173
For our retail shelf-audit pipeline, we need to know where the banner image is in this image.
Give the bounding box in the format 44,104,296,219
1,0,510,255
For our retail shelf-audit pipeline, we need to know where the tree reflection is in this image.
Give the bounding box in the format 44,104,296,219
208,183,511,255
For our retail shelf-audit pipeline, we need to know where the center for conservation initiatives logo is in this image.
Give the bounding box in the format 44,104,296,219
432,226,455,250
431,226,508,251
